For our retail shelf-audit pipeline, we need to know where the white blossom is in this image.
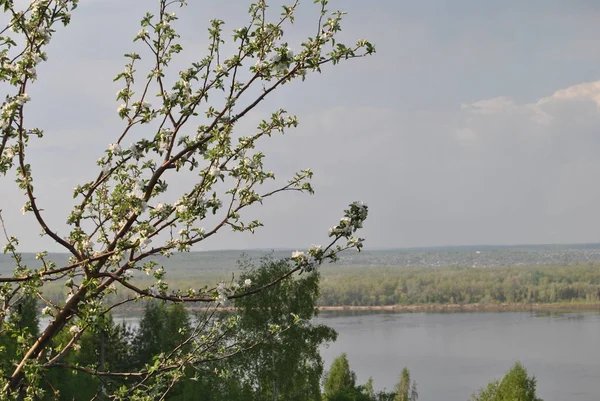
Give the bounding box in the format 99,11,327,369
244,278,252,287
175,199,188,214
209,165,221,177
139,237,152,249
309,244,322,252
286,48,294,59
108,143,122,154
41,306,52,316
73,343,81,351
149,286,160,296
101,162,111,175
292,250,305,259
129,143,141,158
158,138,170,152
69,325,79,335
16,94,30,105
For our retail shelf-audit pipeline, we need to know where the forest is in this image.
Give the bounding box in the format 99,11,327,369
318,264,600,306
0,259,544,401
27,263,600,310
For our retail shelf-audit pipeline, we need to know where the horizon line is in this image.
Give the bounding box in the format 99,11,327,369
5,241,600,255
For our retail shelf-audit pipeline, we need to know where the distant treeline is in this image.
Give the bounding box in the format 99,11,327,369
34,264,600,309
318,265,600,306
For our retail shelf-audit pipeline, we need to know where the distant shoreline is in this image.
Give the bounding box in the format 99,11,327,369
315,303,600,313
163,302,600,314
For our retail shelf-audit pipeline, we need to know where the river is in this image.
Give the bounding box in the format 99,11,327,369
40,310,600,400
314,311,600,401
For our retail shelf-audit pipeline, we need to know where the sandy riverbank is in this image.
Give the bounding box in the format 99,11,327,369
316,302,600,312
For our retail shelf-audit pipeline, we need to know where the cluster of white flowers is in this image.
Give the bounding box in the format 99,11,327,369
138,236,152,250
213,278,251,304
215,282,230,304
16,94,30,105
32,25,52,45
129,179,145,200
209,165,222,178
41,306,53,316
175,198,188,214
291,249,317,269
137,28,149,40
108,143,122,154
168,91,178,102
329,202,368,237
158,128,172,152
129,142,141,159
215,64,226,74
31,0,48,14
149,286,160,297
101,160,111,175
69,325,80,335
3,62,18,73
270,47,294,74
328,218,352,236
117,103,129,118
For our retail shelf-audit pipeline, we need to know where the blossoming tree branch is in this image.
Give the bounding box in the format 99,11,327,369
0,0,373,399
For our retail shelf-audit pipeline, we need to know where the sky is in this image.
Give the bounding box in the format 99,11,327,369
4,0,600,252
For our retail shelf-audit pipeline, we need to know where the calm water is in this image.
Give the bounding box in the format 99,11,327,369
314,311,600,401
41,310,600,400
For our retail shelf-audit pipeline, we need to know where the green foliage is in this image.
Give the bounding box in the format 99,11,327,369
9,295,40,338
319,264,600,307
393,368,417,401
324,353,357,398
227,257,336,401
471,362,543,401
322,355,409,401
132,301,191,369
